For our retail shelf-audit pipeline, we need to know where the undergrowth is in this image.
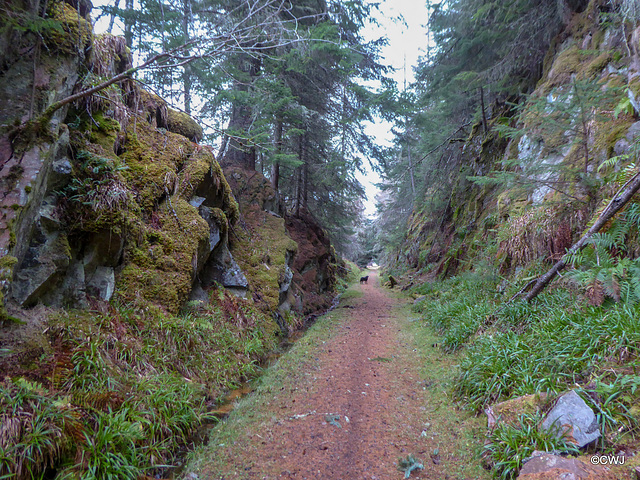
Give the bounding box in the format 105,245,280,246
483,414,580,480
412,258,640,478
0,288,277,479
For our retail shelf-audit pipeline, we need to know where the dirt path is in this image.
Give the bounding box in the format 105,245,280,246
186,271,488,479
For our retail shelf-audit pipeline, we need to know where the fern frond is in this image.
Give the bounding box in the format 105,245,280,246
598,154,630,172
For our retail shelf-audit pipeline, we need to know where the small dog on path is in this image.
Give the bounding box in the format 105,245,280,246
360,275,369,284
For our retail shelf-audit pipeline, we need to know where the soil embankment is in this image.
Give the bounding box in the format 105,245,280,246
185,271,489,479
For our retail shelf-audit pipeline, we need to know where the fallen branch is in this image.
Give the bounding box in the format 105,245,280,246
524,169,640,302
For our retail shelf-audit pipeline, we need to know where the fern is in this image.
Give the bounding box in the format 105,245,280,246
598,154,630,172
566,205,640,305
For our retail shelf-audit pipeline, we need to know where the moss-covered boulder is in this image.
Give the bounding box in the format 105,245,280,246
167,108,204,143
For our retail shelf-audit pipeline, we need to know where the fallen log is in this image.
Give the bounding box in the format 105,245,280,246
525,169,640,302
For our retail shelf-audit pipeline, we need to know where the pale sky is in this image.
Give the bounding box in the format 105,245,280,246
359,0,430,216
91,0,431,217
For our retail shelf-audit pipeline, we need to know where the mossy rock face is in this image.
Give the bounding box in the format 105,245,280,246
546,45,584,88
108,121,235,313
286,210,343,314
44,1,93,58
120,120,195,212
167,109,204,143
116,196,210,314
226,168,297,313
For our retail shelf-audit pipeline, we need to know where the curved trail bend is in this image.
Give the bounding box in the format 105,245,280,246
188,271,488,479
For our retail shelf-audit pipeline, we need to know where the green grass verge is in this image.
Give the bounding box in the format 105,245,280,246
411,266,640,478
399,304,491,480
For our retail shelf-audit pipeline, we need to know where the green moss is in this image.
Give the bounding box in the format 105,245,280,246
546,45,583,88
167,109,203,142
593,116,634,159
44,1,93,56
121,121,195,212
232,213,298,312
569,0,600,39
0,255,17,270
584,51,611,77
116,196,209,313
592,29,605,50
231,207,297,314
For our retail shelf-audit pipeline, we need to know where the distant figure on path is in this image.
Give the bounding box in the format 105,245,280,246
360,275,369,284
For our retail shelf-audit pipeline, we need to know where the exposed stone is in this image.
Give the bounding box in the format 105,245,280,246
189,196,206,208
517,452,614,479
199,240,248,293
625,122,640,143
414,295,426,305
600,28,624,52
199,206,222,257
48,157,73,190
614,139,630,156
86,266,115,301
279,265,294,293
9,229,71,307
188,283,209,303
542,391,600,448
54,258,87,308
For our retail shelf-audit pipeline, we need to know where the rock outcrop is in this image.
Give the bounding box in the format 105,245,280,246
542,391,601,448
0,0,341,325
517,452,616,479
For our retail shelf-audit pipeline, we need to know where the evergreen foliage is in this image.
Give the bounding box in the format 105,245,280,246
96,0,386,253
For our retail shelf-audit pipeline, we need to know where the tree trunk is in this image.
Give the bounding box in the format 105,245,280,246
108,0,120,33
525,170,640,301
271,118,283,192
182,0,192,115
124,0,134,49
221,54,261,169
407,144,416,198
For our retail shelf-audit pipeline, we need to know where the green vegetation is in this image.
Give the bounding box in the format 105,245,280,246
397,454,424,478
412,264,640,477
483,414,579,480
0,292,278,479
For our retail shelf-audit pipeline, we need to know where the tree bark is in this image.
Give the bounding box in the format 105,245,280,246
301,132,309,211
124,0,134,49
271,118,283,192
108,0,120,33
182,0,192,115
407,144,416,198
221,54,261,169
525,170,640,301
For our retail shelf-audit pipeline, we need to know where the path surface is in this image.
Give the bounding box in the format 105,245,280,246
190,271,487,479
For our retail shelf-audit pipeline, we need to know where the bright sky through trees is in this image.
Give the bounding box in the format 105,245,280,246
90,0,430,218
359,0,430,216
